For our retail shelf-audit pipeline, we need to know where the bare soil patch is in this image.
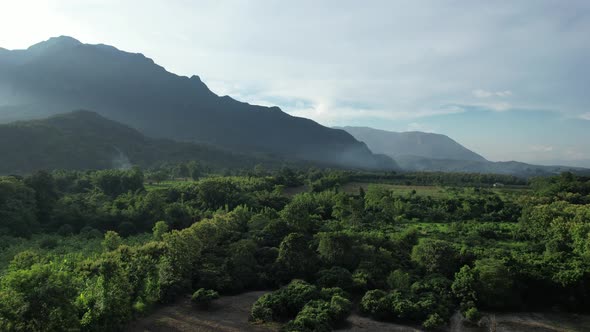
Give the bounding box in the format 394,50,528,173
129,293,590,332
128,291,277,332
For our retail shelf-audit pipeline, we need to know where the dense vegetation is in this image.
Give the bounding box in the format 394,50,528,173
0,167,589,331
0,111,316,175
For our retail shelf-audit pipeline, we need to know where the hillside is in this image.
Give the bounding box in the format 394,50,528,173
395,155,590,177
0,36,394,170
339,126,588,176
0,110,302,174
337,126,486,161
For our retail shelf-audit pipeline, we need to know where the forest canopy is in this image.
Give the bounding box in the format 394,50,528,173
0,167,589,331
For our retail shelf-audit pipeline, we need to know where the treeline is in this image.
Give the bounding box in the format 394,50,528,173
352,171,527,187
0,167,298,238
0,170,589,331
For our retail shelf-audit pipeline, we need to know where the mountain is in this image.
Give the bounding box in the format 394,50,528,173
336,126,486,161
0,36,395,170
0,110,308,175
339,126,588,177
394,155,589,177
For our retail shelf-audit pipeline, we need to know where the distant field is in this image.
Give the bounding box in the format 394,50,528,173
282,182,448,198
341,182,446,197
145,180,194,191
146,180,531,198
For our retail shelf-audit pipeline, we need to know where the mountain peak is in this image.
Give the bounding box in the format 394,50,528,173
27,35,82,52
0,37,396,170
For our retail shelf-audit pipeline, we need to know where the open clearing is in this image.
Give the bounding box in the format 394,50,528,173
129,291,590,332
128,291,278,332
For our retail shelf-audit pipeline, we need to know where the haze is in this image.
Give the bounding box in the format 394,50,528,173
1,0,589,166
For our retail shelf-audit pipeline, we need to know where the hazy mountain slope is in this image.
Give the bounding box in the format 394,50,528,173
339,126,588,177
337,126,486,161
0,36,394,170
394,155,590,177
0,110,304,174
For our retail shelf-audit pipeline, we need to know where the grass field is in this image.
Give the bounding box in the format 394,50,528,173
341,182,447,197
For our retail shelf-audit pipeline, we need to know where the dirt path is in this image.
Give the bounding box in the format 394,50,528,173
128,291,277,332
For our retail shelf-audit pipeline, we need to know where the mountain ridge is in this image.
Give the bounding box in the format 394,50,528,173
336,126,486,161
0,36,395,170
0,110,328,174
339,126,589,177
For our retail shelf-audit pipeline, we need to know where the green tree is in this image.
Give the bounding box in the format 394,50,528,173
0,177,39,237
411,239,459,277
473,258,513,309
102,231,122,251
0,263,79,332
277,233,318,279
24,171,58,226
152,220,169,241
191,288,219,308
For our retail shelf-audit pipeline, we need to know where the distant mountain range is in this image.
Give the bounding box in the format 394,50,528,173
0,110,301,174
336,126,486,162
339,126,589,177
0,36,394,170
1,36,587,177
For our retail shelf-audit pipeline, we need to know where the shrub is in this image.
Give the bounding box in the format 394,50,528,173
329,295,352,322
411,239,460,277
133,299,147,315
80,226,102,239
283,295,352,332
387,269,411,292
39,236,58,249
422,313,444,329
316,267,353,290
284,300,332,332
57,224,74,236
360,289,388,319
152,220,169,241
191,288,219,308
464,307,481,322
102,231,122,251
319,287,347,300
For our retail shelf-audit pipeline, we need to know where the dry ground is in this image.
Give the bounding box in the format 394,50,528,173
129,292,590,332
128,291,278,332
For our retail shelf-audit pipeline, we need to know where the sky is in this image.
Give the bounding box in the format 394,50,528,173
1,0,589,165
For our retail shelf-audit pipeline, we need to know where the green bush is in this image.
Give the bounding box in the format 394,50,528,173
284,300,332,332
316,266,354,290
464,307,481,322
250,280,318,323
191,288,219,308
360,289,388,319
422,313,444,329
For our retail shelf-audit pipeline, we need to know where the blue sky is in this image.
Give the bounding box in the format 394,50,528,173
1,0,589,165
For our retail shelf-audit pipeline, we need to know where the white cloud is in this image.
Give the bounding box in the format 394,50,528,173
1,0,589,163
473,89,493,98
531,145,554,152
487,102,512,112
472,89,513,98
